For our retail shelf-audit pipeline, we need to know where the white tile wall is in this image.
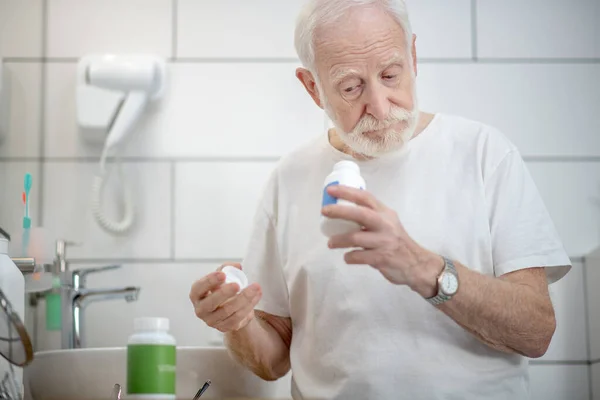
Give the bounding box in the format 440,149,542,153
406,0,472,59
0,63,42,158
528,163,600,258
529,364,590,400
175,161,276,259
417,63,600,157
46,0,172,58
1,0,599,397
177,0,304,59
541,261,588,361
44,63,325,158
477,0,600,59
0,1,43,58
42,162,171,260
177,0,473,60
45,61,600,159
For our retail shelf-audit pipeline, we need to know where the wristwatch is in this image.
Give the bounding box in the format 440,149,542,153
426,257,459,305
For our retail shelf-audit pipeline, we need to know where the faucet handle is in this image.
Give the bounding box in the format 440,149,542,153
72,265,121,287
55,240,82,258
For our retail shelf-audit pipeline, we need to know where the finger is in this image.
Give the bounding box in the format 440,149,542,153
214,291,262,332
217,262,242,272
189,271,226,303
204,284,261,327
328,231,383,250
326,185,382,210
344,249,381,266
193,283,240,318
322,204,382,231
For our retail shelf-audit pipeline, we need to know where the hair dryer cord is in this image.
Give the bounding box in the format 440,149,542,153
91,146,135,234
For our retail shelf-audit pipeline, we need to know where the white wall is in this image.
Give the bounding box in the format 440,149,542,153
0,1,599,399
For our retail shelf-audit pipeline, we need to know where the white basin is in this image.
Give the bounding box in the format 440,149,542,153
24,347,292,400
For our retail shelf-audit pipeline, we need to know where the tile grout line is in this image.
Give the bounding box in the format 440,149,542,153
37,0,48,228
529,360,595,366
170,161,176,260
3,156,600,163
4,57,600,65
172,0,178,60
69,258,243,264
66,257,588,266
32,0,49,351
1,156,282,163
524,156,600,162
582,258,593,361
589,363,594,400
582,257,594,400
471,0,478,61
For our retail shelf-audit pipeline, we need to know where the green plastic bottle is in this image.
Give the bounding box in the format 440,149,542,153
127,317,176,399
45,275,62,331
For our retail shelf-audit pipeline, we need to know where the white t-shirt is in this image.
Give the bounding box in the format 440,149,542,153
242,113,571,400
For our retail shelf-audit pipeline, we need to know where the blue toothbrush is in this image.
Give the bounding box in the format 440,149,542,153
22,173,32,255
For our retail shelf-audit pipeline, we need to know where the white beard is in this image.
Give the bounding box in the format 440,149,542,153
322,86,420,158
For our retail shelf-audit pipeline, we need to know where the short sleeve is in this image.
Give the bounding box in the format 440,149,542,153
485,150,571,283
242,200,290,318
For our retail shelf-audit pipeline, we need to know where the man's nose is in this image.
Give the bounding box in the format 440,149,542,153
365,86,391,121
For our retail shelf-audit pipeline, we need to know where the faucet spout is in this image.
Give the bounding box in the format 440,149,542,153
74,286,140,307
68,286,140,349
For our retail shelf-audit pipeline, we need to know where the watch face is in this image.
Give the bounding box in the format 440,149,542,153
440,272,459,295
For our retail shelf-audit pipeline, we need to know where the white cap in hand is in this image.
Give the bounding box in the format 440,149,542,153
222,265,248,292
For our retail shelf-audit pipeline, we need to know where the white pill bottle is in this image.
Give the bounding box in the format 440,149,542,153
320,160,366,237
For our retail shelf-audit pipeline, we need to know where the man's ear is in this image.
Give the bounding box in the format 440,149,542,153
296,68,324,109
411,34,418,77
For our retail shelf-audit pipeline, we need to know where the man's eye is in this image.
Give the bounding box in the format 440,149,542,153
344,85,360,93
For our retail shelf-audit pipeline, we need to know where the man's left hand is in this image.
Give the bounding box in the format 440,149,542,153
321,185,443,298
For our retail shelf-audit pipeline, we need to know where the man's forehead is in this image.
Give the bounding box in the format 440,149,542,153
327,51,406,82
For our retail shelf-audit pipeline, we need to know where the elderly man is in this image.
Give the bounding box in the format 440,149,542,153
190,0,572,398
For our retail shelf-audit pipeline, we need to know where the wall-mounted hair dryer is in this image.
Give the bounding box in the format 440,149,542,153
0,59,9,144
76,54,167,235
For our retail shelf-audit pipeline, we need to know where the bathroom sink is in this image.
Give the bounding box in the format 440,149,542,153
24,347,292,400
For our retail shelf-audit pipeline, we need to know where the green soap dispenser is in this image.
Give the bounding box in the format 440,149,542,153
45,275,61,331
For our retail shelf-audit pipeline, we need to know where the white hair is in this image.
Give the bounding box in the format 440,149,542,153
294,0,413,74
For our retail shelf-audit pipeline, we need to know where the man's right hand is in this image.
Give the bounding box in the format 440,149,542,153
189,263,263,332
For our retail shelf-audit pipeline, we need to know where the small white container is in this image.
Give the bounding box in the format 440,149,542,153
0,237,25,395
222,265,248,293
320,160,366,237
127,317,176,400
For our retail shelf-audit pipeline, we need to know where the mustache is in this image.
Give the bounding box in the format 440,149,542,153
353,107,414,134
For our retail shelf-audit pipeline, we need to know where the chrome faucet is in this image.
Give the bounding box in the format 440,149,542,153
53,240,141,349
62,265,140,349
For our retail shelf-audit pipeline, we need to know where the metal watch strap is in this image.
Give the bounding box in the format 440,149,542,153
426,257,456,305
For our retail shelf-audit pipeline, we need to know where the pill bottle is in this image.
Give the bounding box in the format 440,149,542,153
222,265,248,293
127,317,176,400
320,160,366,237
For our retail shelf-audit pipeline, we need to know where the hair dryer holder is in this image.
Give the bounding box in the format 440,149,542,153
75,54,166,147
